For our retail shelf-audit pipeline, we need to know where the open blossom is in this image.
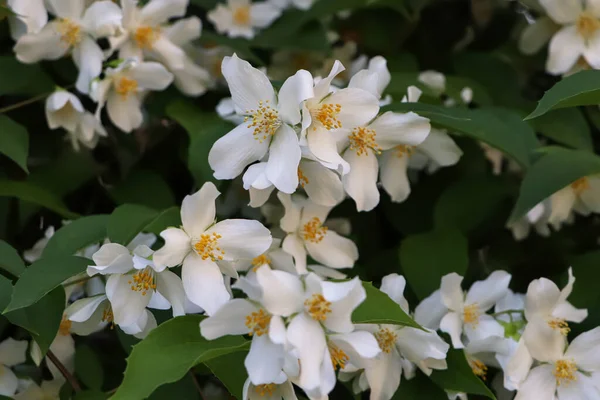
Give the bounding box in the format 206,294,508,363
278,192,358,274
209,54,313,193
0,338,27,397
14,0,123,93
522,268,587,363
91,59,173,133
549,176,600,227
153,182,272,315
242,377,298,400
208,0,281,39
7,0,47,40
515,327,600,399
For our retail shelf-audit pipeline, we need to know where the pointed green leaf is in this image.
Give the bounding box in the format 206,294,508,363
107,204,159,246
0,240,25,277
529,108,593,151
205,351,249,400
352,282,422,328
0,180,78,219
43,215,109,258
430,349,496,399
0,116,29,173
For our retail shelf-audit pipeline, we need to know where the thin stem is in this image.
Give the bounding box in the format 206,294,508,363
0,93,49,114
47,349,82,392
491,309,524,318
189,371,206,400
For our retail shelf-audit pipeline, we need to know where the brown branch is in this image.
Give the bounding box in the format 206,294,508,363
189,371,206,400
47,349,82,392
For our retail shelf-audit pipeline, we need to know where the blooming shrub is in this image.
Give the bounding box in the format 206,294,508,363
1,0,600,399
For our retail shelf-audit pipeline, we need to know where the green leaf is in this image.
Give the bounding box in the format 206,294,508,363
109,170,175,210
112,316,249,400
352,282,422,328
166,100,235,185
205,351,249,400
73,391,107,400
43,215,109,258
0,116,29,172
144,207,181,235
392,371,447,399
566,251,600,309
107,204,158,246
509,147,600,222
0,240,25,277
0,56,54,95
148,374,198,400
529,108,593,151
399,230,469,299
198,32,263,65
526,70,600,119
383,103,539,168
0,180,78,219
5,287,65,355
430,349,496,399
75,345,104,390
4,256,88,312
0,276,12,310
433,177,511,234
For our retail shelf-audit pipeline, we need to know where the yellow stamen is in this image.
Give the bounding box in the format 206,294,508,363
57,18,82,47
254,383,276,396
305,294,331,321
128,269,156,296
233,5,251,25
577,11,600,40
298,167,309,188
375,327,397,353
101,306,114,324
548,318,570,336
244,100,281,142
395,144,415,158
245,309,271,336
134,25,159,49
463,303,480,327
329,344,349,370
114,77,138,99
193,232,225,261
302,217,327,243
469,358,488,380
348,126,382,156
59,316,72,336
251,254,271,271
571,177,590,195
554,359,577,386
312,103,342,130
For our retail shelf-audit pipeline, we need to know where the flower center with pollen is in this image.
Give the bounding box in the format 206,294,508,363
375,327,397,353
245,309,271,336
254,383,275,396
134,25,159,49
349,127,382,156
305,294,332,321
554,359,577,386
245,100,281,142
194,232,225,261
312,103,342,131
548,318,570,336
302,217,327,243
59,316,72,336
114,77,138,99
463,303,480,327
57,18,82,47
252,254,271,270
577,11,600,40
571,177,590,195
469,358,488,380
395,144,415,158
233,5,251,25
298,168,309,188
329,344,349,370
128,269,156,296
102,306,114,324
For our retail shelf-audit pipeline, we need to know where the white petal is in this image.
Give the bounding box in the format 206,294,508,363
266,124,301,193
250,2,281,28
546,26,585,75
133,309,158,339
380,149,411,203
300,159,344,207
440,273,465,311
277,192,302,233
417,128,462,167
465,270,511,311
564,327,600,371
208,123,270,180
64,295,107,322
14,21,68,63
7,0,47,40
524,277,560,319
163,16,201,46
182,253,230,316
414,290,448,330
278,70,314,125
364,350,403,400
88,243,133,276
0,338,27,367
286,313,326,392
148,35,188,71
522,319,566,362
538,0,581,23
45,91,83,132
269,315,287,345
513,365,556,400
156,270,186,317
256,266,304,316
553,301,588,323
368,56,391,97
305,230,358,269
200,299,256,339
395,327,449,367
519,17,558,55
249,186,274,208
549,186,577,226
348,70,381,99
439,311,465,349
584,30,600,69
140,0,187,24
129,62,174,91
246,335,285,385
418,70,446,94
322,277,365,333
464,314,505,342
307,126,350,174
222,54,276,113
342,148,380,212
106,91,143,133
153,228,191,268
81,1,123,37
504,338,533,391
207,219,271,260
282,234,308,274
0,366,19,396
48,0,84,18
105,274,151,327
380,274,409,313
333,331,381,359
181,182,219,237
325,88,380,128
73,37,104,94
556,371,600,400
369,111,430,150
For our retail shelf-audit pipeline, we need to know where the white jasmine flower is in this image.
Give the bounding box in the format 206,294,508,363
14,379,62,400
242,377,298,400
45,90,84,133
549,176,600,227
91,59,173,133
507,201,552,241
515,327,600,399
522,268,588,363
0,338,27,397
348,55,392,105
337,110,430,211
317,42,366,85
529,0,600,74
69,112,108,151
418,70,446,96
153,182,272,315
14,0,123,93
7,0,47,40
208,54,313,193
464,336,513,382
208,0,281,39
277,192,358,273
439,271,511,348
